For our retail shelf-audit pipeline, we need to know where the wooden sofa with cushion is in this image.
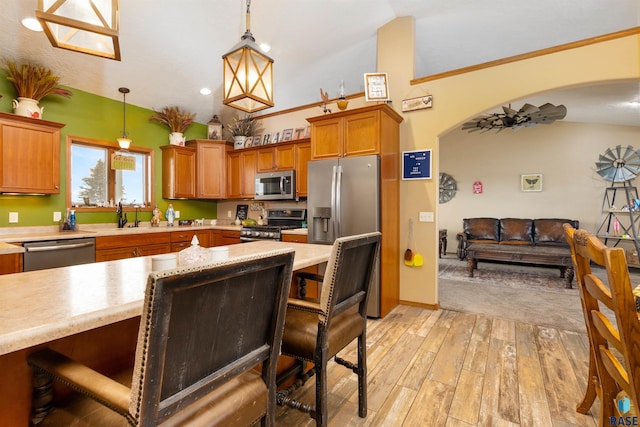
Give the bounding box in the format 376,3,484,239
456,217,579,288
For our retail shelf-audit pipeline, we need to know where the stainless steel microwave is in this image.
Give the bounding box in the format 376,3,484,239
254,170,296,200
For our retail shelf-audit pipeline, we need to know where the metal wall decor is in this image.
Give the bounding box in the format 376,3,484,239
439,173,457,203
462,103,566,132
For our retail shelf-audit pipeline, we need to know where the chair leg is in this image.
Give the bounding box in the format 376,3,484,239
576,351,597,414
315,344,328,427
357,332,367,418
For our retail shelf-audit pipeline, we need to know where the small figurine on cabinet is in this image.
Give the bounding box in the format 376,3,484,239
151,205,162,226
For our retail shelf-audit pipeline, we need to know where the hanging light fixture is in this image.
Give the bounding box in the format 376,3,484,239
116,87,131,150
222,0,274,113
36,0,121,61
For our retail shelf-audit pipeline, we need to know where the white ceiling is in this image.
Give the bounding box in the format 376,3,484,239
1,0,639,127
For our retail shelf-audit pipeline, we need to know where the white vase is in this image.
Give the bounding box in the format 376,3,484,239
12,97,43,119
234,135,247,149
169,132,185,146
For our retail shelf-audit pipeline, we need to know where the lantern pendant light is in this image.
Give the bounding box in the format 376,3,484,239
36,0,121,61
222,0,274,113
116,87,131,150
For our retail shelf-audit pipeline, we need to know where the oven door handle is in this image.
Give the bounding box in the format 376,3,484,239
25,241,95,252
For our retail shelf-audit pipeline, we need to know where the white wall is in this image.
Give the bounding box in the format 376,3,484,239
439,121,640,250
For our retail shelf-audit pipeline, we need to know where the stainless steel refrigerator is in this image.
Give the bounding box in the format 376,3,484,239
307,154,381,317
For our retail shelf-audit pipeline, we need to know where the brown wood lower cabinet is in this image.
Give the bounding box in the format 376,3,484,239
171,229,211,252
0,250,22,274
281,234,307,243
95,232,171,262
212,229,240,246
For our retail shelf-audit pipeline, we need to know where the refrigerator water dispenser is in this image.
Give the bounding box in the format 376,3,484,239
311,207,332,243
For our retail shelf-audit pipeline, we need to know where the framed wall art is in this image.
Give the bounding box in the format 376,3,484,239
521,173,543,192
364,72,390,102
402,149,432,180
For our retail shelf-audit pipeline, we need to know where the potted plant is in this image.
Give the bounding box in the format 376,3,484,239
226,114,261,149
5,60,72,119
149,106,196,146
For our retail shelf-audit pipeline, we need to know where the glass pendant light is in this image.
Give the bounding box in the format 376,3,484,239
36,0,121,60
222,0,274,113
116,87,131,150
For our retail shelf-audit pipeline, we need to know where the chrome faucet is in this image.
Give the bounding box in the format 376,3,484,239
116,202,128,228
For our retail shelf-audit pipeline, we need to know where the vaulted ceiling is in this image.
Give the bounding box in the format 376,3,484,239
1,1,639,126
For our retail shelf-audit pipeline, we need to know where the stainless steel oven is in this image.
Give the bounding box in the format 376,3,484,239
240,209,306,242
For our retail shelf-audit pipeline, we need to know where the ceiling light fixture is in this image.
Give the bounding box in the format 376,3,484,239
461,102,567,133
222,0,274,113
36,0,121,61
21,17,43,32
116,87,131,150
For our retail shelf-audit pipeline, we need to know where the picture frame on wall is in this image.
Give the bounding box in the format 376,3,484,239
521,173,543,192
364,72,390,102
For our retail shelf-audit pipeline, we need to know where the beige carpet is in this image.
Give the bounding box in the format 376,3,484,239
438,256,587,332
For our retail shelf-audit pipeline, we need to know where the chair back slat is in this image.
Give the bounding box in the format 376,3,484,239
130,249,294,426
319,232,381,325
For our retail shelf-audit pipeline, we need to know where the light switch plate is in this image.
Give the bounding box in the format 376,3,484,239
175,210,180,219
9,212,18,223
53,211,62,222
419,211,434,222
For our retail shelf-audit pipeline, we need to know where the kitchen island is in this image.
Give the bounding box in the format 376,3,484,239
0,240,330,425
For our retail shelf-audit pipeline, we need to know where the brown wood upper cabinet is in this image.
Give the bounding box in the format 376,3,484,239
186,139,229,199
307,104,403,159
227,150,256,199
226,138,310,199
0,112,64,194
294,141,311,197
162,140,229,200
161,145,196,199
256,144,295,172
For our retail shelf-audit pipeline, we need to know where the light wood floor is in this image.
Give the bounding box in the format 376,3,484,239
276,305,598,426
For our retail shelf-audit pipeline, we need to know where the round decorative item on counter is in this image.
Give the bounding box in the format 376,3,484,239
178,235,211,266
210,246,229,262
152,254,177,271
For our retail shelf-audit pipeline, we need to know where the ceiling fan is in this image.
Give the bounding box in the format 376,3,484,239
461,102,567,133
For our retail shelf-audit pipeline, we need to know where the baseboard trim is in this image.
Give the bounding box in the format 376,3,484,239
400,300,439,311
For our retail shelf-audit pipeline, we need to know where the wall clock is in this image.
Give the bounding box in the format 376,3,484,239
439,172,457,203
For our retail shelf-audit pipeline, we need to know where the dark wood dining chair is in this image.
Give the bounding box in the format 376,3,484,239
276,231,381,427
27,249,295,427
565,225,640,423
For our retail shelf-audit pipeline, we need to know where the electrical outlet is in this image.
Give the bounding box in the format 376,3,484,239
419,211,434,222
228,210,232,218
9,212,18,223
175,210,180,219
53,211,62,222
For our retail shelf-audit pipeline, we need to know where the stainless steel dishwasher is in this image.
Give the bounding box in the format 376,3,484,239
23,238,96,271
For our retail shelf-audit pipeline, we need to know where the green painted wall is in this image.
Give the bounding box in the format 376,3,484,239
0,68,218,227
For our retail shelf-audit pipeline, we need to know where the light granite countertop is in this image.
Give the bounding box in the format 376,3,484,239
0,242,24,255
0,240,332,355
0,223,243,245
281,228,308,236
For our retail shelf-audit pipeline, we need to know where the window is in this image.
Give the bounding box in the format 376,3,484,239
67,136,154,211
